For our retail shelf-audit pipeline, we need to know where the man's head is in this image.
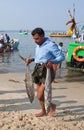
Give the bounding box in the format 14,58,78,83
31,27,45,45
59,42,63,47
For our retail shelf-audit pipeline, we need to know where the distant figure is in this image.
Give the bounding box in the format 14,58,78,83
52,41,59,83
58,42,63,50
5,34,10,43
52,42,64,83
79,32,84,43
58,42,63,68
0,34,4,44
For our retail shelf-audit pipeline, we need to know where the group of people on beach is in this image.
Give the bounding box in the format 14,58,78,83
25,27,65,117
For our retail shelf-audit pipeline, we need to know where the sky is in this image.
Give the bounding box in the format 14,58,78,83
0,0,84,31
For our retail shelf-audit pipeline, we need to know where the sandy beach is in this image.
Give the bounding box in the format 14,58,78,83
0,71,84,130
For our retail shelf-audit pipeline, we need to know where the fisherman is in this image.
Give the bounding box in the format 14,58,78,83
25,27,65,117
5,33,10,43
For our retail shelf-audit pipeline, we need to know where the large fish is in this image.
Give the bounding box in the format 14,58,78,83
45,68,52,114
19,55,34,103
25,65,34,103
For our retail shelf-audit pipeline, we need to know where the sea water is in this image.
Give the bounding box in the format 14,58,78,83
0,31,83,82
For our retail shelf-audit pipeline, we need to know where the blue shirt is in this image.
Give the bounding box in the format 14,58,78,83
35,38,65,64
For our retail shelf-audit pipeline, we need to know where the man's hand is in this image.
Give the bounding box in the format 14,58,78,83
25,58,34,65
45,61,53,68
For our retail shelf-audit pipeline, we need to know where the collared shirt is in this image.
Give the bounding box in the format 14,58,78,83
35,38,65,64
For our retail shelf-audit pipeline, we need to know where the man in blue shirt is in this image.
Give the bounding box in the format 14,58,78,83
26,27,65,117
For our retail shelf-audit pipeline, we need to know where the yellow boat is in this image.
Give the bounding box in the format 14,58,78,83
50,6,78,38
49,33,71,37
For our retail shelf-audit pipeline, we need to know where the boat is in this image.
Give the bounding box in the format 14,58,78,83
19,30,28,35
66,6,84,72
66,42,84,72
49,32,71,38
0,39,19,53
50,6,79,38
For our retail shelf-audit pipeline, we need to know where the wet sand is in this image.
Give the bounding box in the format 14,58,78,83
0,72,84,130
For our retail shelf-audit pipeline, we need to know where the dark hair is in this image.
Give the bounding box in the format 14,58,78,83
31,27,45,36
59,42,63,46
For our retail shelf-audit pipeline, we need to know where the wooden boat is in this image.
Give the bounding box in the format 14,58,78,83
50,5,79,38
49,32,71,38
0,39,19,53
49,17,76,38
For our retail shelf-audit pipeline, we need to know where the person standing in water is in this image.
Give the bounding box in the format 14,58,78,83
5,33,10,43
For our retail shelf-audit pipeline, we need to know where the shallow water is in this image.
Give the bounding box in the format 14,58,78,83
0,31,84,81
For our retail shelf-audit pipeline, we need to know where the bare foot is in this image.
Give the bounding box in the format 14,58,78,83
35,111,46,117
53,80,58,83
48,104,56,116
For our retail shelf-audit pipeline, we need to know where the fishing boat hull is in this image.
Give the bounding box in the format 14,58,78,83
0,39,19,53
66,42,84,72
49,33,71,38
19,31,28,35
